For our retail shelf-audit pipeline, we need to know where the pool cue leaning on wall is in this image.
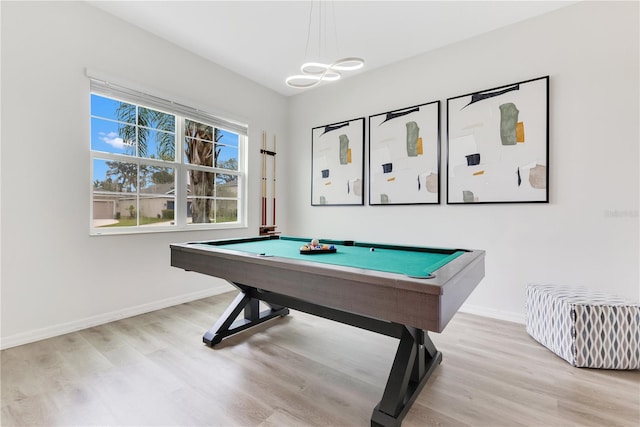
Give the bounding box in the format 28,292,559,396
261,131,267,228
259,132,277,235
272,135,276,227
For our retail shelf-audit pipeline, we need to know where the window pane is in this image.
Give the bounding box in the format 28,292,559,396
140,194,175,225
185,119,213,142
186,166,214,224
215,173,238,197
184,137,214,166
187,169,215,196
184,119,214,166
215,199,238,223
138,107,175,132
140,166,174,224
92,193,138,228
138,129,176,161
141,167,175,194
187,197,214,224
217,130,239,170
91,118,136,155
91,94,135,123
92,156,138,226
93,159,138,192
218,129,238,148
216,144,239,170
140,165,175,225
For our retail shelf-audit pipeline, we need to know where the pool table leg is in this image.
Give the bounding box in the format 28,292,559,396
202,286,289,347
371,327,442,427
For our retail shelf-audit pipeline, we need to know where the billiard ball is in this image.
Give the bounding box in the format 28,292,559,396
370,247,375,252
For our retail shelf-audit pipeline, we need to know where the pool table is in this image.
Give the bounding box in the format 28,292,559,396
170,235,485,427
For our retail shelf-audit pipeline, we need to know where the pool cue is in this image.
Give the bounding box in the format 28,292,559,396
272,135,277,227
261,131,267,227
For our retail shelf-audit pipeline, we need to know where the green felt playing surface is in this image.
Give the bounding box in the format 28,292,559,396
203,236,464,278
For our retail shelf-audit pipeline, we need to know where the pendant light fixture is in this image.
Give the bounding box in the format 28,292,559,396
286,1,364,89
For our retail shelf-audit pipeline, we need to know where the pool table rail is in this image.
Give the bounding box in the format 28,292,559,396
170,239,484,333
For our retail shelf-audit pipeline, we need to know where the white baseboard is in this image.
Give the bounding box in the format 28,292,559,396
2,291,525,350
459,303,526,325
0,284,231,350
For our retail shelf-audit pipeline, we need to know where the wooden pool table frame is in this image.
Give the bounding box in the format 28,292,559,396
171,236,485,427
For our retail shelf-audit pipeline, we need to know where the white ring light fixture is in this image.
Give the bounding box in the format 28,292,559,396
286,57,365,88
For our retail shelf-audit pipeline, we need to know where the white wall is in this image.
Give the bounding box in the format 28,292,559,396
285,1,639,322
0,1,288,348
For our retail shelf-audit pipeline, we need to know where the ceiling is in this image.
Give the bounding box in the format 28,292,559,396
88,1,576,97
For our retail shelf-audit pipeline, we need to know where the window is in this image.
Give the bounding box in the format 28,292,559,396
90,80,246,235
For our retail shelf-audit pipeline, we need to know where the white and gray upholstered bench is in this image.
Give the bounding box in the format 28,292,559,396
525,283,640,369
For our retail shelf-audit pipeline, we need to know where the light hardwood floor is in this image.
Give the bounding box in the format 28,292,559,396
2,291,639,426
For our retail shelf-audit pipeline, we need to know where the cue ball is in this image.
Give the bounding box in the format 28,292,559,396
370,247,375,252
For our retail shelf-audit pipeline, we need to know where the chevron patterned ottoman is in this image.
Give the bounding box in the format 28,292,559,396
525,283,640,369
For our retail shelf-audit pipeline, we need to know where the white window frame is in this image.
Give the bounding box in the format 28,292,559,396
89,78,248,236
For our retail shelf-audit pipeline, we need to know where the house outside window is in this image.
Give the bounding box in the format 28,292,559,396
89,80,246,235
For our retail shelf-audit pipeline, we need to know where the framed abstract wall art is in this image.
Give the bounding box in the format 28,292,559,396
369,101,440,205
311,117,365,206
447,76,549,204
